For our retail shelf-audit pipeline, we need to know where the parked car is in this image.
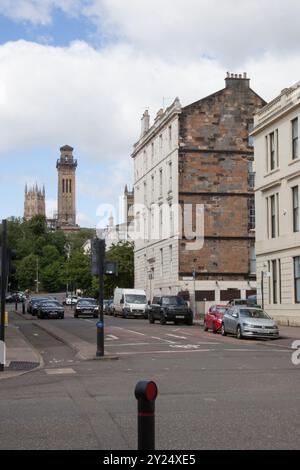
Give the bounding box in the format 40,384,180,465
37,300,64,319
246,295,258,307
107,300,115,316
6,292,26,303
64,295,79,306
5,293,15,303
204,305,229,333
221,305,279,339
103,299,113,314
74,298,98,318
113,288,148,319
28,297,50,315
148,295,193,325
226,299,248,307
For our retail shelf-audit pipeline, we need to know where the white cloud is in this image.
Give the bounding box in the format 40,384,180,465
0,0,85,25
77,0,300,65
1,39,300,167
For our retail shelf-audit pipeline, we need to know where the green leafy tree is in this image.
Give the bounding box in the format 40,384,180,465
102,242,134,298
16,254,38,290
68,248,92,292
41,261,66,292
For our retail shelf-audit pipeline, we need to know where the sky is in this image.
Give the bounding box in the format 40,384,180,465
0,0,300,228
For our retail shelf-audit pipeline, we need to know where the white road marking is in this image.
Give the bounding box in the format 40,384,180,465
117,349,214,356
174,329,194,336
166,334,187,340
45,368,76,375
112,327,146,336
33,333,39,336
170,344,202,350
106,342,151,347
151,336,176,344
122,329,146,336
106,334,119,340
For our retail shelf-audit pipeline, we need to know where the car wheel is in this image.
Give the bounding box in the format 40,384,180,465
204,321,209,332
186,318,193,326
221,323,227,336
160,313,166,325
237,325,243,340
60,315,64,319
74,314,78,318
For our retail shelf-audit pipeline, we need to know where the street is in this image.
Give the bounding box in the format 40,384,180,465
0,303,300,450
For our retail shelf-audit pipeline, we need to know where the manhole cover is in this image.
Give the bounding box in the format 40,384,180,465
6,361,39,371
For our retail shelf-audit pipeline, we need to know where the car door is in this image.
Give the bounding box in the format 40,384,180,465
151,297,161,320
226,307,236,333
230,308,239,333
207,306,215,329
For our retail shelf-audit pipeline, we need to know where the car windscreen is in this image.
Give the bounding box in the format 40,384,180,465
125,295,147,304
239,309,270,319
40,302,60,308
162,297,185,306
32,298,49,304
78,299,97,305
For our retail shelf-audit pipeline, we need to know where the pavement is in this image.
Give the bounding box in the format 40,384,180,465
0,323,42,380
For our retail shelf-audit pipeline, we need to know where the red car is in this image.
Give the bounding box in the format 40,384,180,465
204,305,229,333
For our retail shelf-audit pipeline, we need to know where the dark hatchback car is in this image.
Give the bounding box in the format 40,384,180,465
74,298,98,318
149,295,193,325
28,297,50,315
37,300,64,319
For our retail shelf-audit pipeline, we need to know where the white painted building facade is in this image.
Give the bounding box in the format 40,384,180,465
132,101,181,302
253,81,300,326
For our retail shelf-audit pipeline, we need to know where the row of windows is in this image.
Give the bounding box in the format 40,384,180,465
137,245,174,279
135,124,174,180
266,186,300,238
265,117,298,172
137,162,173,205
266,256,300,304
62,178,72,194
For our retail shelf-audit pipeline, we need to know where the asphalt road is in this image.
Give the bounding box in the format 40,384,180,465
1,304,300,450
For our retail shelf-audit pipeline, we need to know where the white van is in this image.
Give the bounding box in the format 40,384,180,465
113,288,148,319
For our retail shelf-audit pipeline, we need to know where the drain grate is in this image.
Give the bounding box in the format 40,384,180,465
6,361,39,371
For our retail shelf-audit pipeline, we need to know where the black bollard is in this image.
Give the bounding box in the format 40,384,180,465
15,300,18,311
135,381,158,450
22,301,25,315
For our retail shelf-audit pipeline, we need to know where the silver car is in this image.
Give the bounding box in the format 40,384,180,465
221,306,279,339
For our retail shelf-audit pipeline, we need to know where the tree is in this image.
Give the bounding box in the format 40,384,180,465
104,242,134,298
16,254,38,290
68,248,92,292
41,261,65,292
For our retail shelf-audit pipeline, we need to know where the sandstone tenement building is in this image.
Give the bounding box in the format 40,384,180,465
132,73,266,309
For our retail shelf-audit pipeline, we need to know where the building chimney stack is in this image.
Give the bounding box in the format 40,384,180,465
225,72,250,89
141,109,150,137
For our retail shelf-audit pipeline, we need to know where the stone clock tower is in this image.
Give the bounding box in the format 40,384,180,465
56,145,79,230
